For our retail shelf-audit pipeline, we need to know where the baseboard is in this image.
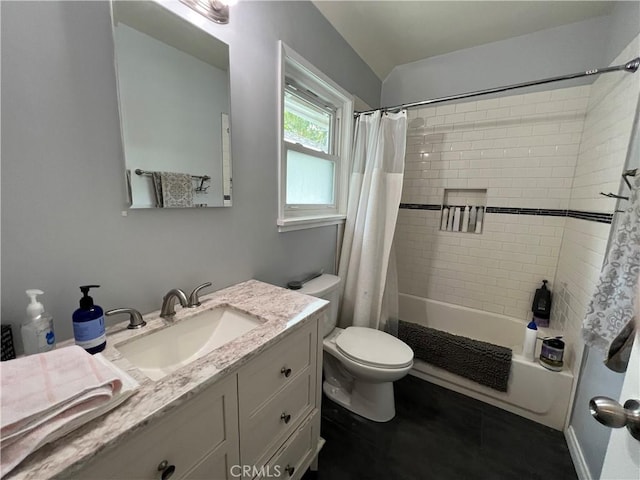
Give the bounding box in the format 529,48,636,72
565,425,592,480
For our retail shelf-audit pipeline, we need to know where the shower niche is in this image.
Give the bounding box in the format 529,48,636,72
440,189,487,234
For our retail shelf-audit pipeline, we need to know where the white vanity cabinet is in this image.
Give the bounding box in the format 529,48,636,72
238,320,320,480
72,374,240,480
71,318,322,480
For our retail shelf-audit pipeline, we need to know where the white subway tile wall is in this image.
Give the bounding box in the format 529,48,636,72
398,84,590,320
403,85,590,210
397,209,563,319
443,189,487,208
552,35,640,374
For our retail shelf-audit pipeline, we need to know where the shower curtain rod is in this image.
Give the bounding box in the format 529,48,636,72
355,57,640,116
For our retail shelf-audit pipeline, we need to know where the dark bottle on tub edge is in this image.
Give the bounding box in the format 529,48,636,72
73,285,106,354
532,279,552,326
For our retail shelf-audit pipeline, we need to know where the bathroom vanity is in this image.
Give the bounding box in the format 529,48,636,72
7,281,327,480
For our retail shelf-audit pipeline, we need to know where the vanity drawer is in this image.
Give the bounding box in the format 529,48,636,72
240,368,314,467
256,412,317,480
238,322,316,416
181,446,237,480
72,375,239,480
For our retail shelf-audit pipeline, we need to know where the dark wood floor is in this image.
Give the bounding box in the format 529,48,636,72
304,375,577,480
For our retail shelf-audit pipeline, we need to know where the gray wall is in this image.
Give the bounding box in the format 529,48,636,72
1,1,381,347
604,1,640,64
381,15,612,108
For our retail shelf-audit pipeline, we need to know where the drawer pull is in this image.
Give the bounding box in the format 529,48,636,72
280,412,291,424
161,466,175,480
280,367,292,378
157,460,176,480
284,464,295,476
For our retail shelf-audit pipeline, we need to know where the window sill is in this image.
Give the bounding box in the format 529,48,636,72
277,214,346,232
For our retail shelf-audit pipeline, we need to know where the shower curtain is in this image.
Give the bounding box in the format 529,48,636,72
338,110,407,332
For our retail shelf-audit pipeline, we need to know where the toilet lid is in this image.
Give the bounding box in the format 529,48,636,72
336,327,414,368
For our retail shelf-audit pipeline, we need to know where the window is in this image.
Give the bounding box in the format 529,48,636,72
278,42,353,232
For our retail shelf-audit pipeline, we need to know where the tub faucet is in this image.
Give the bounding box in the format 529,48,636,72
160,289,189,318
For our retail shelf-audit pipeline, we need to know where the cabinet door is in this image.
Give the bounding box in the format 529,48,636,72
72,375,239,480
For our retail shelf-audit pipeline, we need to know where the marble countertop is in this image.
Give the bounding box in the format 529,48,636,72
7,280,328,480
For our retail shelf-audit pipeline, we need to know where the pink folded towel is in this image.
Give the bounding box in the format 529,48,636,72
1,346,124,476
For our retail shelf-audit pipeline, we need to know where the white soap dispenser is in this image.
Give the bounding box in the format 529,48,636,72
21,289,56,355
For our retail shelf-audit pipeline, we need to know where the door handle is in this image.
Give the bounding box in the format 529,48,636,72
590,396,640,441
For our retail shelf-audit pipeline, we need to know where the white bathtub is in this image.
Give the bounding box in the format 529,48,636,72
399,293,574,430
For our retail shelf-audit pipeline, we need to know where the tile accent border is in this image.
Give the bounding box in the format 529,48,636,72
399,203,442,211
399,203,613,224
566,210,613,224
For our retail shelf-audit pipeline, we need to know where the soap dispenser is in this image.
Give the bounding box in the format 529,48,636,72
532,280,552,327
21,289,56,355
72,285,106,354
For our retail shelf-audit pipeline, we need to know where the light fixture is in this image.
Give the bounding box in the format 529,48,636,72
180,0,233,24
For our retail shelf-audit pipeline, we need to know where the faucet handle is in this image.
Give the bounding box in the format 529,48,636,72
189,282,213,307
105,308,146,329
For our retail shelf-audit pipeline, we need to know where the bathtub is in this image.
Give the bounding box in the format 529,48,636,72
399,293,574,430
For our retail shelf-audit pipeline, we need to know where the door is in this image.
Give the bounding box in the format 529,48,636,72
599,327,640,480
598,95,640,480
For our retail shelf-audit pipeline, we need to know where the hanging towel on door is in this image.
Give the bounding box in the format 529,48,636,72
583,174,640,368
157,171,193,208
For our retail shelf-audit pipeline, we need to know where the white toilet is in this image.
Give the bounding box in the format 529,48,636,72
298,274,413,422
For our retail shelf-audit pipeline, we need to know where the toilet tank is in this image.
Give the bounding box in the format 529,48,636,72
298,274,341,338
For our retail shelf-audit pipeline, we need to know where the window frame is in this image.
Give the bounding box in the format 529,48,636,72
277,42,353,232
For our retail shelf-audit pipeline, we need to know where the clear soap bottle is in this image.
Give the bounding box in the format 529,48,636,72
21,289,56,355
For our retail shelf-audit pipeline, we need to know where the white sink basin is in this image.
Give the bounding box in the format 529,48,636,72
116,307,262,381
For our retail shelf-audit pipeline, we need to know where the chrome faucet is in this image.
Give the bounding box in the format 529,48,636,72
188,282,212,307
105,307,146,329
160,289,189,318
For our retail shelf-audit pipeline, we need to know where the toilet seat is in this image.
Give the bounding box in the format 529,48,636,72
336,327,414,369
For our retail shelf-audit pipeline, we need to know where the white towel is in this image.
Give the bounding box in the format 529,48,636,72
159,172,193,208
583,173,640,364
0,346,138,477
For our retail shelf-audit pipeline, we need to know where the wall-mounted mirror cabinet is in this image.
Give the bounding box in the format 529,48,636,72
111,1,232,208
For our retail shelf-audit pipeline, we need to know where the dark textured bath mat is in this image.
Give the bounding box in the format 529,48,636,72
398,320,512,392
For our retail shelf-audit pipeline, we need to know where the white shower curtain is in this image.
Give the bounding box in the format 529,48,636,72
338,110,407,332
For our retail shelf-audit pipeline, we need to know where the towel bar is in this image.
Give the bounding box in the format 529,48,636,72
134,169,210,181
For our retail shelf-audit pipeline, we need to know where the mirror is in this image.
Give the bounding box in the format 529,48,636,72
111,1,232,208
